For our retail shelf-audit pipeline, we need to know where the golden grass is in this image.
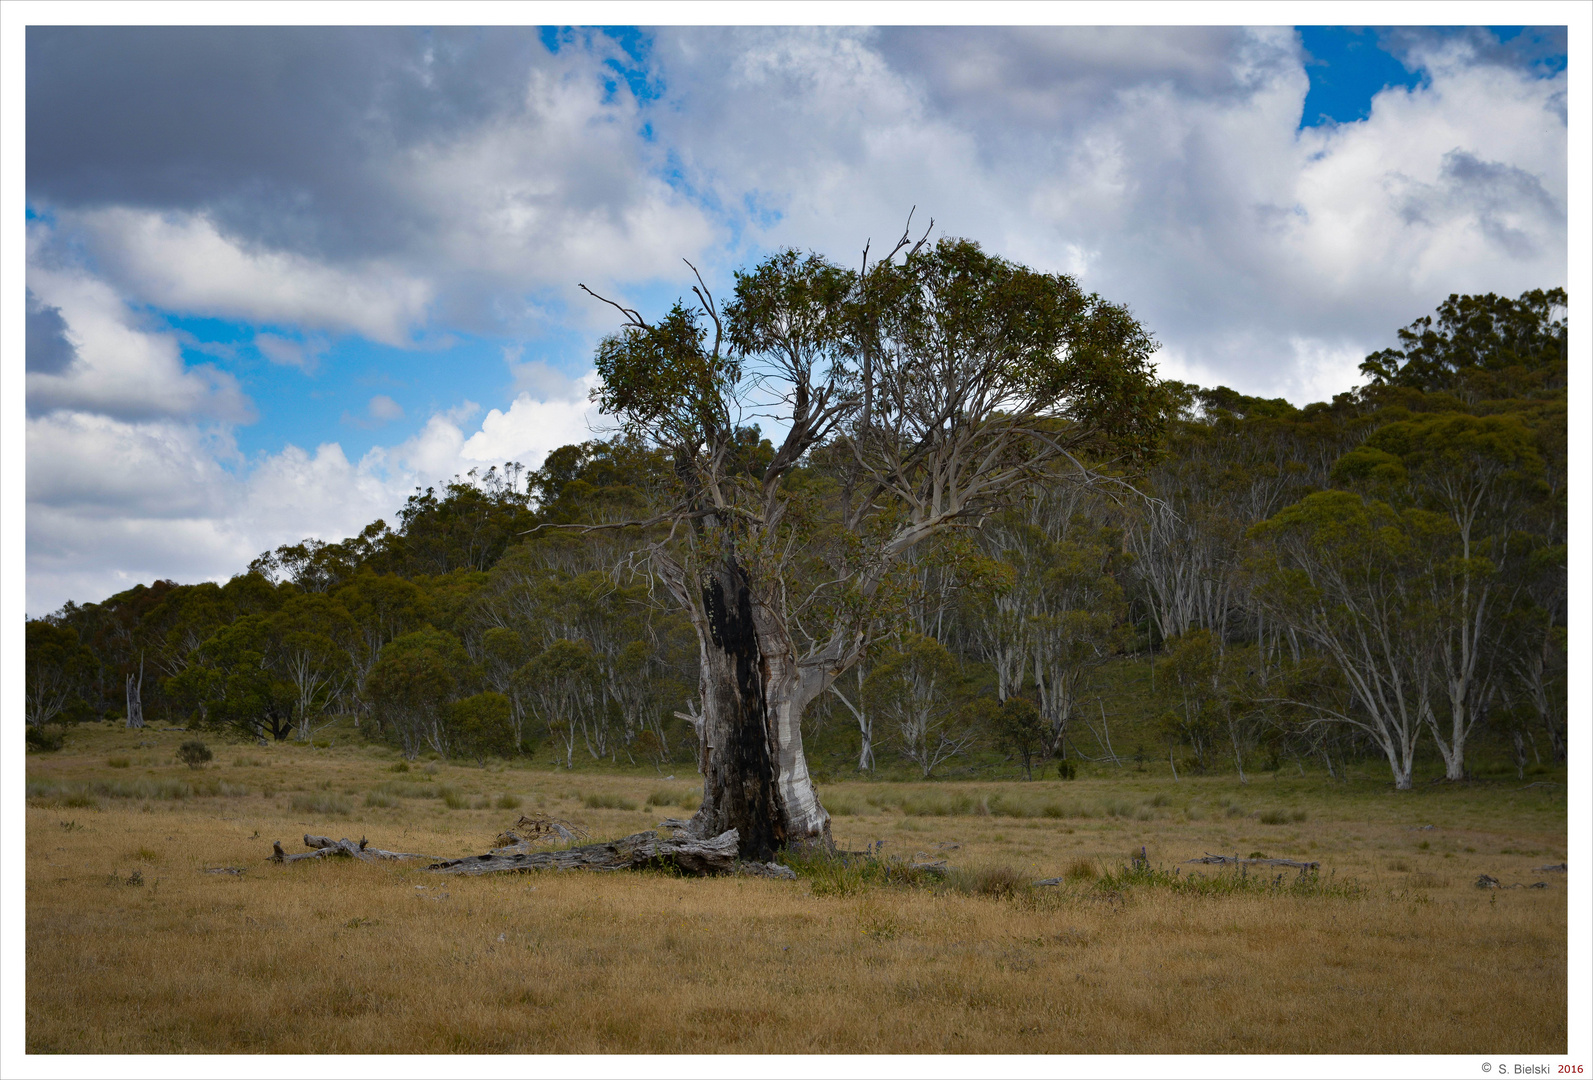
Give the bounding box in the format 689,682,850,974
26,723,1567,1054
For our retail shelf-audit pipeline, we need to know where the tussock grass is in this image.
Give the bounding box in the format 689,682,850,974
27,777,250,803
23,723,1568,1054
494,793,523,810
107,757,130,769
645,788,694,809
583,792,638,811
289,792,351,815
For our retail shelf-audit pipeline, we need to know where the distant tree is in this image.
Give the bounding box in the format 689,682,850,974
365,628,470,759
864,634,980,779
1359,288,1567,400
449,691,515,766
1248,491,1450,789
24,620,96,726
992,695,1045,780
1331,412,1545,779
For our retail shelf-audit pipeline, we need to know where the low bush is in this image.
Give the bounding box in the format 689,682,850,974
107,756,131,769
26,726,66,753
177,741,214,769
495,793,524,810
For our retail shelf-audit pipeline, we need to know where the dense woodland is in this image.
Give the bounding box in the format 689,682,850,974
26,287,1567,790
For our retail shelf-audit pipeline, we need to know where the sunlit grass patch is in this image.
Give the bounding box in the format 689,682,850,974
27,777,250,803
289,792,351,816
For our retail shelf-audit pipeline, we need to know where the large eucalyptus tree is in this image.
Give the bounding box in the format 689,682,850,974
580,223,1166,858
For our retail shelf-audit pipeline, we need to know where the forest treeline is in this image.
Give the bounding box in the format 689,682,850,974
26,289,1567,789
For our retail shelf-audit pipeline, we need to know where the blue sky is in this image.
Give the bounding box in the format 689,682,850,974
20,24,1571,615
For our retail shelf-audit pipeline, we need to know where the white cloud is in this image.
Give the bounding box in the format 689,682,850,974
24,390,608,615
68,208,434,345
460,375,609,464
644,26,1565,403
367,394,404,422
25,412,403,615
254,332,328,373
24,250,253,423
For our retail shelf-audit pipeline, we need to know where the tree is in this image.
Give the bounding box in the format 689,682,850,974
992,695,1045,780
1331,412,1545,779
24,620,96,726
449,691,515,765
365,628,471,759
519,638,604,770
1359,288,1567,401
269,594,356,740
581,228,1165,856
1249,491,1451,789
864,634,979,779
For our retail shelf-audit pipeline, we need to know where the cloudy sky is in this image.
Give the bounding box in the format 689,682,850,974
18,22,1571,616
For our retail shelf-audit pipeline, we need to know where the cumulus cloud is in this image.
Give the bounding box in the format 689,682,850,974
24,388,600,615
642,26,1566,399
25,413,404,616
70,208,433,345
254,332,329,373
21,25,1568,614
24,247,253,423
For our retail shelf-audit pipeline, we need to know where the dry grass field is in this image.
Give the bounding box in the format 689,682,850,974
26,723,1567,1054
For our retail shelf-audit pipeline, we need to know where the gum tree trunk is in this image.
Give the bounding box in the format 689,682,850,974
682,560,830,861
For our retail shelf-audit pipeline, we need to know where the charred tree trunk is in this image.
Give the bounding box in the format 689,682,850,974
685,560,831,861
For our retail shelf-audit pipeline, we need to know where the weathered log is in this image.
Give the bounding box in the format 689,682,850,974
426,828,740,877
1183,852,1320,871
270,835,438,864
1534,862,1567,873
269,825,797,880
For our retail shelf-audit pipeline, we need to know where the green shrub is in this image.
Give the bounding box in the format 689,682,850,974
26,726,66,753
177,741,214,769
390,761,411,773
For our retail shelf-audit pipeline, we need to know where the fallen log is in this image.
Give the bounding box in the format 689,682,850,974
269,825,797,879
426,828,740,876
1534,863,1567,873
271,835,437,864
1183,852,1320,871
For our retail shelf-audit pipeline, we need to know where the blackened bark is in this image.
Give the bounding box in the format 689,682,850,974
696,562,784,860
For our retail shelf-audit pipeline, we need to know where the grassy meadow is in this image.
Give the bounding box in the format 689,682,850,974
26,722,1567,1054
